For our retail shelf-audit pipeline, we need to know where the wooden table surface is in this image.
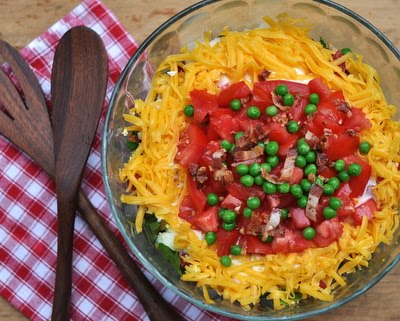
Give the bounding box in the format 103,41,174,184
0,0,399,320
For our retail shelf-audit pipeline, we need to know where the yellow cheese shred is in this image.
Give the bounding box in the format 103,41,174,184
119,15,400,310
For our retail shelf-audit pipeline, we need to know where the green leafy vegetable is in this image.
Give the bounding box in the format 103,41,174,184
319,37,328,49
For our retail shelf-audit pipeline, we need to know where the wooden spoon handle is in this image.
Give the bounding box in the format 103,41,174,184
78,192,184,321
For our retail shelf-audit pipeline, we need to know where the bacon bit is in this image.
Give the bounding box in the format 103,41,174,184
188,164,208,187
127,132,140,143
272,112,289,126
232,145,264,162
213,167,234,185
335,99,353,118
260,167,282,184
319,280,327,289
346,128,359,137
258,69,271,81
211,149,227,169
280,149,297,181
271,91,292,111
261,208,281,241
323,128,333,137
316,152,329,167
236,124,268,150
245,211,269,235
305,184,324,221
304,130,320,149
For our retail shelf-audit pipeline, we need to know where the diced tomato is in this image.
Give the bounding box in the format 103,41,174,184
290,208,311,229
175,123,208,167
251,82,273,108
271,229,311,253
325,132,360,160
290,167,304,184
343,107,372,132
267,122,299,158
187,177,207,213
308,78,331,102
335,183,355,219
353,198,377,225
192,206,220,232
318,166,336,179
199,140,220,168
240,235,274,255
178,196,196,223
190,89,218,122
221,194,243,210
218,81,251,107
227,182,265,201
215,228,240,256
313,218,344,248
343,154,371,198
209,108,240,140
265,194,280,208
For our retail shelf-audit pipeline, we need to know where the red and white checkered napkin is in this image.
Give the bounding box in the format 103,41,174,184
0,0,235,320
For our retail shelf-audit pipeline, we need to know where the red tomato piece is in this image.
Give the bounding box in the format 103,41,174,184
178,196,196,223
209,108,240,140
192,206,220,232
271,229,311,253
267,122,299,158
175,123,208,167
308,78,331,102
325,133,360,160
227,182,265,201
343,107,372,132
290,167,304,184
335,183,356,219
190,89,218,122
313,218,344,248
353,198,377,225
221,194,243,210
199,140,221,168
187,177,207,213
215,228,240,256
240,235,274,255
290,208,311,229
343,154,371,198
218,81,251,108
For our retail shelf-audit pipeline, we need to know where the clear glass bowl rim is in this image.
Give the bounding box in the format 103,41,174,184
102,1,400,320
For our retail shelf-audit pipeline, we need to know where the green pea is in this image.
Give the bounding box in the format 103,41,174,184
240,174,254,187
220,255,232,267
254,175,264,186
230,245,242,255
304,163,317,176
267,155,279,168
247,106,261,119
249,163,261,176
297,141,310,155
283,93,295,106
297,196,308,208
286,120,300,133
275,84,289,96
266,105,278,117
207,193,219,206
262,181,277,194
334,159,346,172
280,208,289,219
302,226,316,240
218,208,227,219
338,170,350,182
235,131,244,141
242,207,253,218
236,164,249,175
290,184,303,199
323,207,337,219
308,93,320,105
265,141,279,156
295,155,307,168
304,104,317,115
260,235,274,243
327,177,340,190
300,179,312,192
359,141,371,154
341,47,352,55
228,143,236,154
183,104,194,117
277,182,291,194
329,197,343,210
260,162,272,173
247,196,261,209
222,221,236,231
221,139,231,151
347,163,362,176
127,141,139,151
230,98,242,111
222,210,237,223
305,151,316,163
204,231,216,245
315,177,324,186
323,184,335,196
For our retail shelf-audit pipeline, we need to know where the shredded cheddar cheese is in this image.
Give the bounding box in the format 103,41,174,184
119,15,400,310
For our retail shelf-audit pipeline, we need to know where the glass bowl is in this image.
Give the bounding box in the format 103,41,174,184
102,0,400,320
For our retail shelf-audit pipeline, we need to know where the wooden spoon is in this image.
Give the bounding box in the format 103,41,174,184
0,37,184,321
50,26,109,321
